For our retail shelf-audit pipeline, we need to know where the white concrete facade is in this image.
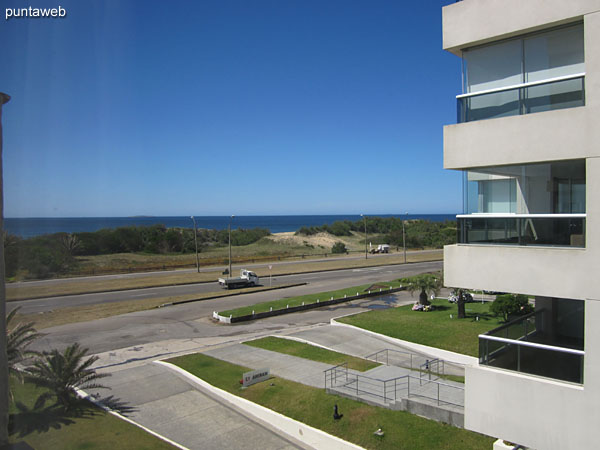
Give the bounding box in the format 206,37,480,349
442,1,600,449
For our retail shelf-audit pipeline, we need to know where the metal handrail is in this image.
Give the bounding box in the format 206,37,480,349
325,361,464,407
456,72,585,99
484,309,540,336
479,334,585,356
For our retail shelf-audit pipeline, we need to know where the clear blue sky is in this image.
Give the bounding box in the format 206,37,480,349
1,0,462,217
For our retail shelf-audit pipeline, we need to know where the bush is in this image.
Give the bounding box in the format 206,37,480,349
331,242,347,254
490,294,533,322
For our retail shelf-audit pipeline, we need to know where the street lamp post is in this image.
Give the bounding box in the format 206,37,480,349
0,92,11,447
190,216,199,273
402,212,408,264
228,215,235,276
360,214,367,259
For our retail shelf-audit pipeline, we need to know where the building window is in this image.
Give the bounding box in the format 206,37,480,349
458,160,586,247
458,23,585,122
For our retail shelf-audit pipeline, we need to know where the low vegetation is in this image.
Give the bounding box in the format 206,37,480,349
4,225,270,279
5,218,454,280
167,353,494,450
296,218,456,249
338,299,502,357
8,377,174,449
244,337,379,372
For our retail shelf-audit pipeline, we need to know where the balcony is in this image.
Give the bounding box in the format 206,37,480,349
457,74,585,123
479,309,584,384
457,214,586,247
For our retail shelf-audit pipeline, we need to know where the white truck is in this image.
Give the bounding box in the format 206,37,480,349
370,244,390,254
218,269,260,289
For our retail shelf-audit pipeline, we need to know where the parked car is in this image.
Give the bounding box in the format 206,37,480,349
448,292,474,303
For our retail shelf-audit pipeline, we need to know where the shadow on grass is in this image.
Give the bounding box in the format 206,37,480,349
9,395,136,439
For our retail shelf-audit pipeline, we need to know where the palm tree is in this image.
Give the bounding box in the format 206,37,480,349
26,343,109,410
6,307,40,399
401,273,442,306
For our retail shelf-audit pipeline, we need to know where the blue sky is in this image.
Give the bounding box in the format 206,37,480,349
1,0,462,217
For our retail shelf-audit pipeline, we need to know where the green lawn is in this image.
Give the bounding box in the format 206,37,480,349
244,337,379,372
8,377,175,450
339,299,502,357
219,281,401,317
167,353,494,450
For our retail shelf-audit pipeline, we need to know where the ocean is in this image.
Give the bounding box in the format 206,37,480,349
4,214,457,238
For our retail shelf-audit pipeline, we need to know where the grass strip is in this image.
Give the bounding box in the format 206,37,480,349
218,281,400,318
338,299,502,357
7,250,442,301
8,377,175,449
244,337,379,372
167,353,493,450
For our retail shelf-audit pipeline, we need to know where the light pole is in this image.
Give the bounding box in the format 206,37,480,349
228,215,235,276
190,216,199,273
0,92,10,447
360,214,367,259
402,212,408,264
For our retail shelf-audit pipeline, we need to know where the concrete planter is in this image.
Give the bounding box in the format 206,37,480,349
213,286,405,323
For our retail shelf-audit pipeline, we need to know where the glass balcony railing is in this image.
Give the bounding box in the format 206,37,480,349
457,74,585,123
479,310,584,384
457,214,586,247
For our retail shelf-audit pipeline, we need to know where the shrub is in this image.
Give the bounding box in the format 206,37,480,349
331,242,347,254
490,294,533,322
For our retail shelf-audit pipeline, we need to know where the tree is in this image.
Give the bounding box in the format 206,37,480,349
6,307,40,399
450,288,468,319
26,343,110,410
490,294,533,322
401,273,442,306
331,242,347,254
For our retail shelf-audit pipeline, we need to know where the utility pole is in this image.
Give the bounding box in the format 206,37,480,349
190,216,199,273
402,212,408,264
0,92,11,447
228,215,235,276
360,214,367,259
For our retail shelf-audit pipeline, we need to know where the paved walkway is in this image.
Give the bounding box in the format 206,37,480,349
87,319,470,448
89,362,307,450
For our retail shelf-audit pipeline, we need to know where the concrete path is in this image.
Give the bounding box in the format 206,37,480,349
91,362,307,450
285,324,466,377
204,344,331,388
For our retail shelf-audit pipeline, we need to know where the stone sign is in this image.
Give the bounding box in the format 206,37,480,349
242,368,270,387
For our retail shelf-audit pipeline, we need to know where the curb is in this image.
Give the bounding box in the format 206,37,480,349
159,282,308,307
330,319,478,366
155,360,365,450
75,388,190,450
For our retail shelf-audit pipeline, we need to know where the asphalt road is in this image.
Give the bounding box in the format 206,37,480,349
31,261,442,354
9,249,441,288
11,260,442,315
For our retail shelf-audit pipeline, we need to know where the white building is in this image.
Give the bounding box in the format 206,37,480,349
442,1,600,449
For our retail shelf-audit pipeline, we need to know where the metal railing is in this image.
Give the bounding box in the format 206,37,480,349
365,348,416,370
479,310,585,384
324,363,463,407
419,358,445,384
457,214,586,247
457,74,585,123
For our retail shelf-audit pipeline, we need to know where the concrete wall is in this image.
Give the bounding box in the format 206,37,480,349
443,4,600,447
444,106,600,170
443,0,600,55
465,298,600,450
